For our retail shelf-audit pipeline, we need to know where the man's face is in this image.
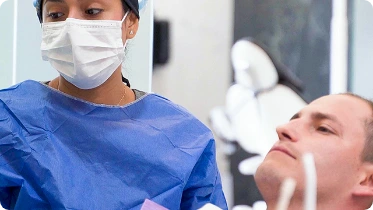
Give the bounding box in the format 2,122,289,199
255,94,372,200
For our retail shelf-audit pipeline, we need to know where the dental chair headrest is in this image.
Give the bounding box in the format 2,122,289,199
231,38,278,91
231,38,304,95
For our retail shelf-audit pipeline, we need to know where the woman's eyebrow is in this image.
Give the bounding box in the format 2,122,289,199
44,0,65,5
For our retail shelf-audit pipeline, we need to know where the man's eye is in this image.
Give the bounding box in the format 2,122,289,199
86,8,103,15
317,126,333,134
47,12,64,19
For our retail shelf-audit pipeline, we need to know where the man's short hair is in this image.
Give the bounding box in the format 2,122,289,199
341,93,373,162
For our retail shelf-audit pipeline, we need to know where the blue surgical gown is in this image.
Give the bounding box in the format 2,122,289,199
0,80,227,210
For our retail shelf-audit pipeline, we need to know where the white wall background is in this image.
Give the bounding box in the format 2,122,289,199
0,1,13,88
152,0,234,207
351,0,373,98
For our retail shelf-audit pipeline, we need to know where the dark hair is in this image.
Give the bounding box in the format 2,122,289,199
35,0,139,23
341,93,373,162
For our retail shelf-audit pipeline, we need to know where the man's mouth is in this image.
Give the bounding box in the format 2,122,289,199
269,146,296,159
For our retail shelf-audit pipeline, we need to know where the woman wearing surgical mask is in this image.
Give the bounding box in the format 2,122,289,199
0,0,228,209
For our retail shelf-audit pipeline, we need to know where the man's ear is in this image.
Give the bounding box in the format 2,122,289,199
352,164,373,197
125,12,139,40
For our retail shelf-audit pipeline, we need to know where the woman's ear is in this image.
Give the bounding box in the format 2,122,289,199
125,12,139,40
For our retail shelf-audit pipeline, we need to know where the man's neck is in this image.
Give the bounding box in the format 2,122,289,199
265,197,362,210
265,198,302,210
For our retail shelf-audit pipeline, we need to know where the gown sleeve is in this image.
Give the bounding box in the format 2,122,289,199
180,139,228,210
0,102,31,209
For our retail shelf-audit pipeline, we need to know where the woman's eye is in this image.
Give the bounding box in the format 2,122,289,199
86,8,103,15
47,12,64,19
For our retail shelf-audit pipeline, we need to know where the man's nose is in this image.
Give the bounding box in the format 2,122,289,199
276,121,299,142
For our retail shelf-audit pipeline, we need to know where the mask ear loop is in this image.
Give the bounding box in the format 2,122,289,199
120,10,131,86
120,11,131,38
121,10,131,49
121,11,130,23
121,10,130,45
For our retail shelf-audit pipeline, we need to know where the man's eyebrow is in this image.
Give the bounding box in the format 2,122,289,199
311,112,342,125
290,113,300,121
289,112,342,126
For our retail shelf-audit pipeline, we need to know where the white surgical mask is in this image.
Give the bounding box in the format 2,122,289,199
41,12,129,89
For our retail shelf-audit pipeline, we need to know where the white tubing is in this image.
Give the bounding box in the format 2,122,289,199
330,0,348,94
12,0,18,85
303,153,317,210
276,178,296,210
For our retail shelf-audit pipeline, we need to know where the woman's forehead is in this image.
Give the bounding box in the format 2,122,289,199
35,0,140,21
42,0,120,5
